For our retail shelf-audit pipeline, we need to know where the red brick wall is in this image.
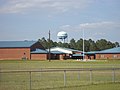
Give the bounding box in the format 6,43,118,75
31,53,47,60
0,48,30,60
96,53,120,59
85,54,95,60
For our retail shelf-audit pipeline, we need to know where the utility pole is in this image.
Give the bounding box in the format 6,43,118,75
83,29,85,60
48,30,51,62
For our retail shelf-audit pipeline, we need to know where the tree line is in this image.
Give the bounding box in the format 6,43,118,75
38,37,119,52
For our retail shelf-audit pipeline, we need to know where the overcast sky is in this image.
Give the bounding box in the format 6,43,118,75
0,0,120,43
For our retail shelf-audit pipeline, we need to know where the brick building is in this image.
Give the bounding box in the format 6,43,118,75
0,41,47,60
50,47,82,60
85,47,120,60
95,47,120,59
31,49,48,60
0,41,119,60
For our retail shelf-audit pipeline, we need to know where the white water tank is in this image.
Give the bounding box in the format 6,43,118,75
57,31,68,40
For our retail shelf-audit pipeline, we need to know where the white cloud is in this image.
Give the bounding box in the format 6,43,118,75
59,21,120,35
60,21,120,31
60,25,71,30
79,21,120,30
59,21,120,41
0,0,94,14
60,24,81,32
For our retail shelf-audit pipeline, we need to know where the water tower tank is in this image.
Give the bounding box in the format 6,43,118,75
57,31,68,42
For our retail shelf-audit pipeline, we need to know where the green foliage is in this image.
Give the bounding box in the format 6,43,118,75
69,38,76,49
38,37,119,52
96,39,116,51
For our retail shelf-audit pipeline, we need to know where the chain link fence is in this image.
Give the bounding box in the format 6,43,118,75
0,68,120,90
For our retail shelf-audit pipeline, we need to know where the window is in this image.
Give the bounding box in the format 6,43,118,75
100,55,105,58
113,55,117,58
24,53,26,55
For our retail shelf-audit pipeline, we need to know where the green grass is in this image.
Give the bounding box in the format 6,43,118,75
0,60,120,70
0,60,120,90
55,83,120,90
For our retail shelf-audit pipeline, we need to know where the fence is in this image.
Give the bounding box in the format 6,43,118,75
0,68,120,90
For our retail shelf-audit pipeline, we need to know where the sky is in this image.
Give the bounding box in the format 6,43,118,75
0,0,120,43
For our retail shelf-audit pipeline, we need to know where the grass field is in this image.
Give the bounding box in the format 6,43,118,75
1,60,120,70
0,60,120,90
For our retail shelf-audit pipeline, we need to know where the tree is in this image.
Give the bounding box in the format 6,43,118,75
84,40,90,52
88,39,97,51
38,37,119,51
38,37,48,49
96,39,117,51
76,38,83,51
106,41,115,49
114,42,120,47
69,38,76,49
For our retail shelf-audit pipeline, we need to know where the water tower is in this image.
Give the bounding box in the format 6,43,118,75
57,31,68,43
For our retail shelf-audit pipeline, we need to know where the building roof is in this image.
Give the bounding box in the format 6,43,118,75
86,47,120,54
60,47,81,52
97,47,120,54
72,54,84,56
50,47,82,54
0,41,36,48
31,49,65,54
51,51,65,54
31,49,48,54
85,51,99,54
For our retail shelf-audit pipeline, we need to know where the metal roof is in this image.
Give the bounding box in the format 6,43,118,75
85,47,120,54
97,47,120,54
0,41,36,48
72,54,84,56
85,51,99,54
63,48,81,52
51,51,65,54
31,49,64,54
50,47,82,52
31,49,48,54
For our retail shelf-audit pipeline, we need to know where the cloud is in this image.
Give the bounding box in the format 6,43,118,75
79,21,120,30
0,0,94,14
60,25,71,30
59,21,120,40
60,21,120,31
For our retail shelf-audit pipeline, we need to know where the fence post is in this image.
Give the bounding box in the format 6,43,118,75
78,71,80,80
90,69,92,83
64,70,66,87
29,71,32,90
40,68,42,79
112,67,115,83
